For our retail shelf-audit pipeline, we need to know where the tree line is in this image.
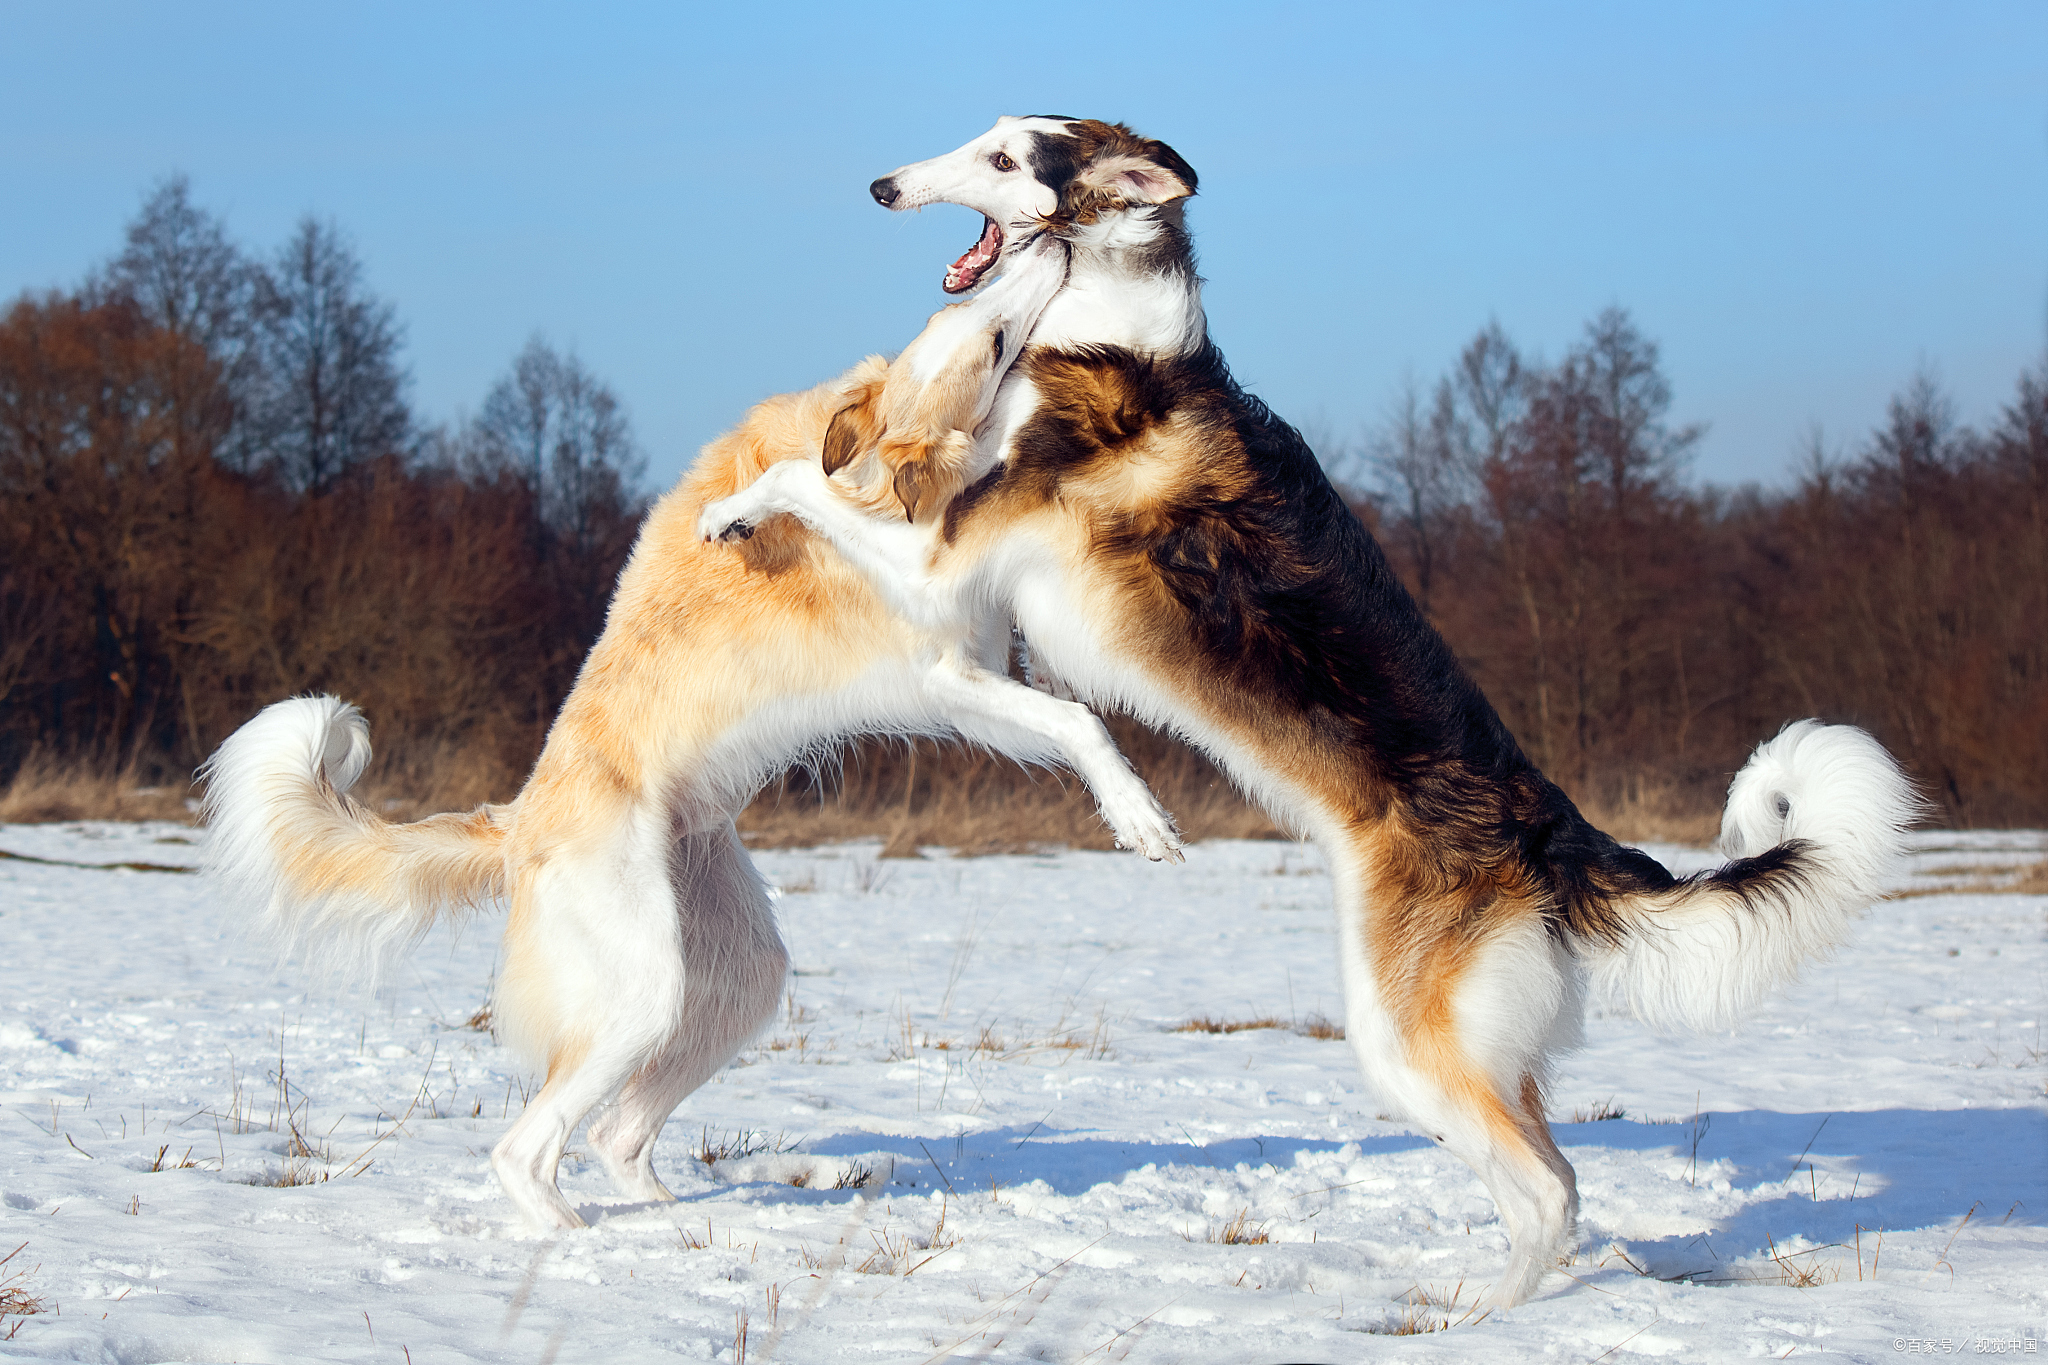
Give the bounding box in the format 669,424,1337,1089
0,179,645,808
3,178,2042,832
1347,312,2046,828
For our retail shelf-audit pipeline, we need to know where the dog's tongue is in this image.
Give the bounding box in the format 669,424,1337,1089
943,216,1003,294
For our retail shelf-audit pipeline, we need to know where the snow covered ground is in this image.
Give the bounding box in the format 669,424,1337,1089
1,822,2042,1363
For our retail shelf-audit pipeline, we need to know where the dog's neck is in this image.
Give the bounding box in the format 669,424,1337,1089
969,205,1206,479
1029,204,1207,359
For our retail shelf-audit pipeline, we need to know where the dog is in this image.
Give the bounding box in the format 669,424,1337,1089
699,117,1920,1307
201,234,1181,1231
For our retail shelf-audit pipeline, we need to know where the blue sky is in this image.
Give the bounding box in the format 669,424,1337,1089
5,2,2043,491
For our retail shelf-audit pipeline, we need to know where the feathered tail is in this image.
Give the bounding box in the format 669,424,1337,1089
200,695,510,975
1570,720,1918,1032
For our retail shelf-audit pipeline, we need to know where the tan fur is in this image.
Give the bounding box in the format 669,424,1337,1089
828,302,1012,522
206,272,1173,1229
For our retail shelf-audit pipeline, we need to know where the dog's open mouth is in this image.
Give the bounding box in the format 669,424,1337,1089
943,216,1004,294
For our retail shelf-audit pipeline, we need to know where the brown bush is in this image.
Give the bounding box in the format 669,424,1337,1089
736,720,1279,856
5,261,2041,847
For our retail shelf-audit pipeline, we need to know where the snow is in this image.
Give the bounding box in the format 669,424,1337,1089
1,823,2042,1362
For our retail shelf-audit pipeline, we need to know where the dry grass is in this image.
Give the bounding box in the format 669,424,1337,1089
696,1128,797,1166
0,752,194,824
1174,1012,1346,1041
0,1243,51,1341
7,717,1838,866
1688,1233,1847,1288
1603,1220,1899,1289
345,736,524,822
897,1008,1117,1064
0,739,518,827
852,1210,957,1276
1359,1281,1486,1335
784,1161,876,1191
1575,772,1721,845
146,1144,200,1172
1201,1208,1271,1245
2,718,1272,857
1891,859,2048,899
1297,1012,1346,1040
1565,1099,1627,1123
738,723,1280,855
1174,1015,1287,1035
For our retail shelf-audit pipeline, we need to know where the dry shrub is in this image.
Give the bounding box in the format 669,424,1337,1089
1296,1012,1346,1040
0,752,193,824
346,732,524,821
738,719,1279,856
1892,858,2048,899
1573,772,1721,846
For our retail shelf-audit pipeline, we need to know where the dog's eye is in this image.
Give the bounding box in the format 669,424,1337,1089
991,330,1006,363
991,151,1017,172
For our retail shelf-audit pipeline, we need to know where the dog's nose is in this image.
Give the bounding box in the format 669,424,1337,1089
869,177,900,208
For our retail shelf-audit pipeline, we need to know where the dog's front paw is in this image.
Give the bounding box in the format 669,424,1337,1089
697,498,761,544
1104,792,1184,864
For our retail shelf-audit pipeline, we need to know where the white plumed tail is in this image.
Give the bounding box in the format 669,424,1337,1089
1578,721,1919,1032
200,695,510,976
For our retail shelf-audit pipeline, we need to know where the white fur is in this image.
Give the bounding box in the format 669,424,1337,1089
873,117,1208,371
1029,212,1207,358
1582,720,1918,1033
200,695,477,979
200,251,1182,1231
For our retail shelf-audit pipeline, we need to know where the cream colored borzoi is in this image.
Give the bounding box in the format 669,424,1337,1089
201,238,1177,1230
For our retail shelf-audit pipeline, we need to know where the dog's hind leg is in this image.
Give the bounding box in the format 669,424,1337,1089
489,817,693,1228
587,823,789,1203
492,1042,650,1229
1336,875,1581,1309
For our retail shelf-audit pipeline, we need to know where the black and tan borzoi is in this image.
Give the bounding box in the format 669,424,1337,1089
701,116,1918,1307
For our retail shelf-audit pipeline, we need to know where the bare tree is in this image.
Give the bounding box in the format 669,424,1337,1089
249,218,410,492
101,177,253,359
1368,375,1458,613
472,335,644,555
96,175,254,464
1453,319,1527,468
1870,367,1967,484
1576,307,1703,516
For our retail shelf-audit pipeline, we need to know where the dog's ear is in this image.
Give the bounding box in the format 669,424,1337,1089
887,429,973,523
1074,150,1194,207
890,461,927,523
822,393,885,476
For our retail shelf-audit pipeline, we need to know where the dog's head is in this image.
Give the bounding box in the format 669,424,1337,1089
870,117,1197,294
823,235,1068,521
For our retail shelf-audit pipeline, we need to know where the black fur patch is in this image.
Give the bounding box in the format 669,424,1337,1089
1000,341,1682,940
1027,121,1199,221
